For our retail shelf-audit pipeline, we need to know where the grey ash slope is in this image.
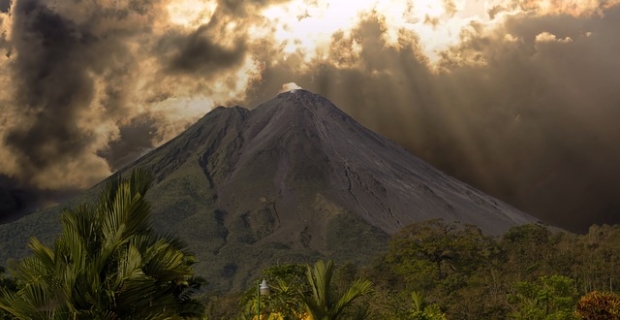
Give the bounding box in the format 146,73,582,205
220,89,536,234
0,89,538,292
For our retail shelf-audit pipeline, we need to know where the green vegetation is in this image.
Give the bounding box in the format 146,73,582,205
0,169,204,319
235,261,372,320
360,221,620,320
5,170,620,319
509,275,578,320
197,219,620,319
0,267,17,320
403,291,447,320
237,264,309,319
301,260,372,320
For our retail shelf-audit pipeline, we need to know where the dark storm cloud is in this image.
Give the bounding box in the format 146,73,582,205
0,0,10,13
431,6,620,232
218,0,290,16
2,0,153,188
0,173,80,223
0,0,268,190
156,0,294,77
159,21,247,76
244,6,620,233
0,0,293,219
6,0,99,174
0,27,8,56
97,115,158,171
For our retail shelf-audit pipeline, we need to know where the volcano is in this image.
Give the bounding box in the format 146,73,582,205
0,89,538,291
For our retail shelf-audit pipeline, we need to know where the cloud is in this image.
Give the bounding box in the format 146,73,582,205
4,0,115,187
157,21,247,77
0,0,262,190
485,0,620,17
0,0,9,13
442,0,459,17
535,31,572,42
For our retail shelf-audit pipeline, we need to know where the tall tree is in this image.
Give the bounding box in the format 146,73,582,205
0,169,205,319
386,219,494,284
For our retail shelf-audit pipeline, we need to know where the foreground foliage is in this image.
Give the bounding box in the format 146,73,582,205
302,260,372,320
0,169,205,319
364,221,620,319
6,175,620,319
237,261,372,320
0,268,17,320
576,291,620,320
198,220,620,319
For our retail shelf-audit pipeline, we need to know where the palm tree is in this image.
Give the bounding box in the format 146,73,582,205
0,168,205,319
301,260,372,320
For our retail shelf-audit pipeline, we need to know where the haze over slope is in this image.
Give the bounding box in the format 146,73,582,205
0,90,537,291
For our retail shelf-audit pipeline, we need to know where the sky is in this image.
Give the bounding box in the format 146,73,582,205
0,0,619,232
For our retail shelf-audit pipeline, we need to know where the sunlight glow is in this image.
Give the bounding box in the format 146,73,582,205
166,0,218,29
162,0,620,66
254,0,493,64
159,0,620,102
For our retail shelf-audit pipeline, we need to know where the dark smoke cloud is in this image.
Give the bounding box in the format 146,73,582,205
0,0,258,192
158,21,247,76
0,174,80,223
1,0,149,190
0,0,10,13
6,0,100,174
0,0,269,220
218,0,285,15
0,26,8,56
153,0,282,77
97,115,158,171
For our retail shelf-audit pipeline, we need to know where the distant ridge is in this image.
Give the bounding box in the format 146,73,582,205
0,89,538,291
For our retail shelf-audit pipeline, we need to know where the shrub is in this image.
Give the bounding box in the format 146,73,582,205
576,291,620,320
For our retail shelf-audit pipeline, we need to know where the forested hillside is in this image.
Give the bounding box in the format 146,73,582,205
1,169,619,319
198,219,620,319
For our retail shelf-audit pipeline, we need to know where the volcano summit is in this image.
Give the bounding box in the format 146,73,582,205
0,89,538,291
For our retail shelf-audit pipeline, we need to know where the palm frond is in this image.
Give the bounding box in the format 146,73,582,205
301,260,373,320
331,279,372,319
